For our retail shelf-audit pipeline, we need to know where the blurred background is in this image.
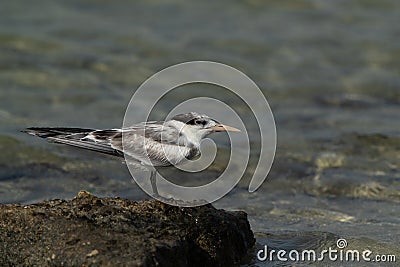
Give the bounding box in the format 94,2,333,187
0,0,399,265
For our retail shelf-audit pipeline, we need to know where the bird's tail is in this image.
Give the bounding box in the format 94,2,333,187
22,127,123,157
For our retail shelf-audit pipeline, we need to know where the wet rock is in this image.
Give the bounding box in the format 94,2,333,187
0,191,255,266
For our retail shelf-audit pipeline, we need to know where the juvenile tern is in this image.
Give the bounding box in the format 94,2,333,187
23,112,240,195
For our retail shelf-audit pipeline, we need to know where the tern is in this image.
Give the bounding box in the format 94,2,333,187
23,112,240,196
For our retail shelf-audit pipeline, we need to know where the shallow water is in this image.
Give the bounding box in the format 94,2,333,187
0,0,399,265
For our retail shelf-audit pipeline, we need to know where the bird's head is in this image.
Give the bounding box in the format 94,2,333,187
170,112,240,144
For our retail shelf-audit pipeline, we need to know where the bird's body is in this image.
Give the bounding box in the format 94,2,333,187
23,112,240,195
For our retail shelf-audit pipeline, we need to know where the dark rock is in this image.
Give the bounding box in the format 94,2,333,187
0,191,255,266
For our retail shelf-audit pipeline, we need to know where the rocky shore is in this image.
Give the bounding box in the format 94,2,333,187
0,191,255,266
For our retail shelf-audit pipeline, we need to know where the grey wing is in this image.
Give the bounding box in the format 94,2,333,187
121,122,181,143
111,122,184,166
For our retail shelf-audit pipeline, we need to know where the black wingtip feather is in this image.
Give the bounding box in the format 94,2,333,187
21,127,52,138
22,127,96,138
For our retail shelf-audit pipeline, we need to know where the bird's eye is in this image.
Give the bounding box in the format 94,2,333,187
186,119,207,126
195,120,207,126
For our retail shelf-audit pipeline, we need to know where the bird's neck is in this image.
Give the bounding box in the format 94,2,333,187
181,128,202,148
170,121,205,148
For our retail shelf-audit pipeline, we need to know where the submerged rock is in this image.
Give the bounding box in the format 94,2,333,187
0,191,255,266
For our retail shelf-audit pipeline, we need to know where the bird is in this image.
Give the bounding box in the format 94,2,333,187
22,112,240,196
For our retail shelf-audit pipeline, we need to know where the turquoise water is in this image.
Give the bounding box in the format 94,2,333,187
0,1,399,265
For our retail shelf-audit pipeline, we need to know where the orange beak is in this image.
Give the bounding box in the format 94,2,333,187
210,124,240,132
